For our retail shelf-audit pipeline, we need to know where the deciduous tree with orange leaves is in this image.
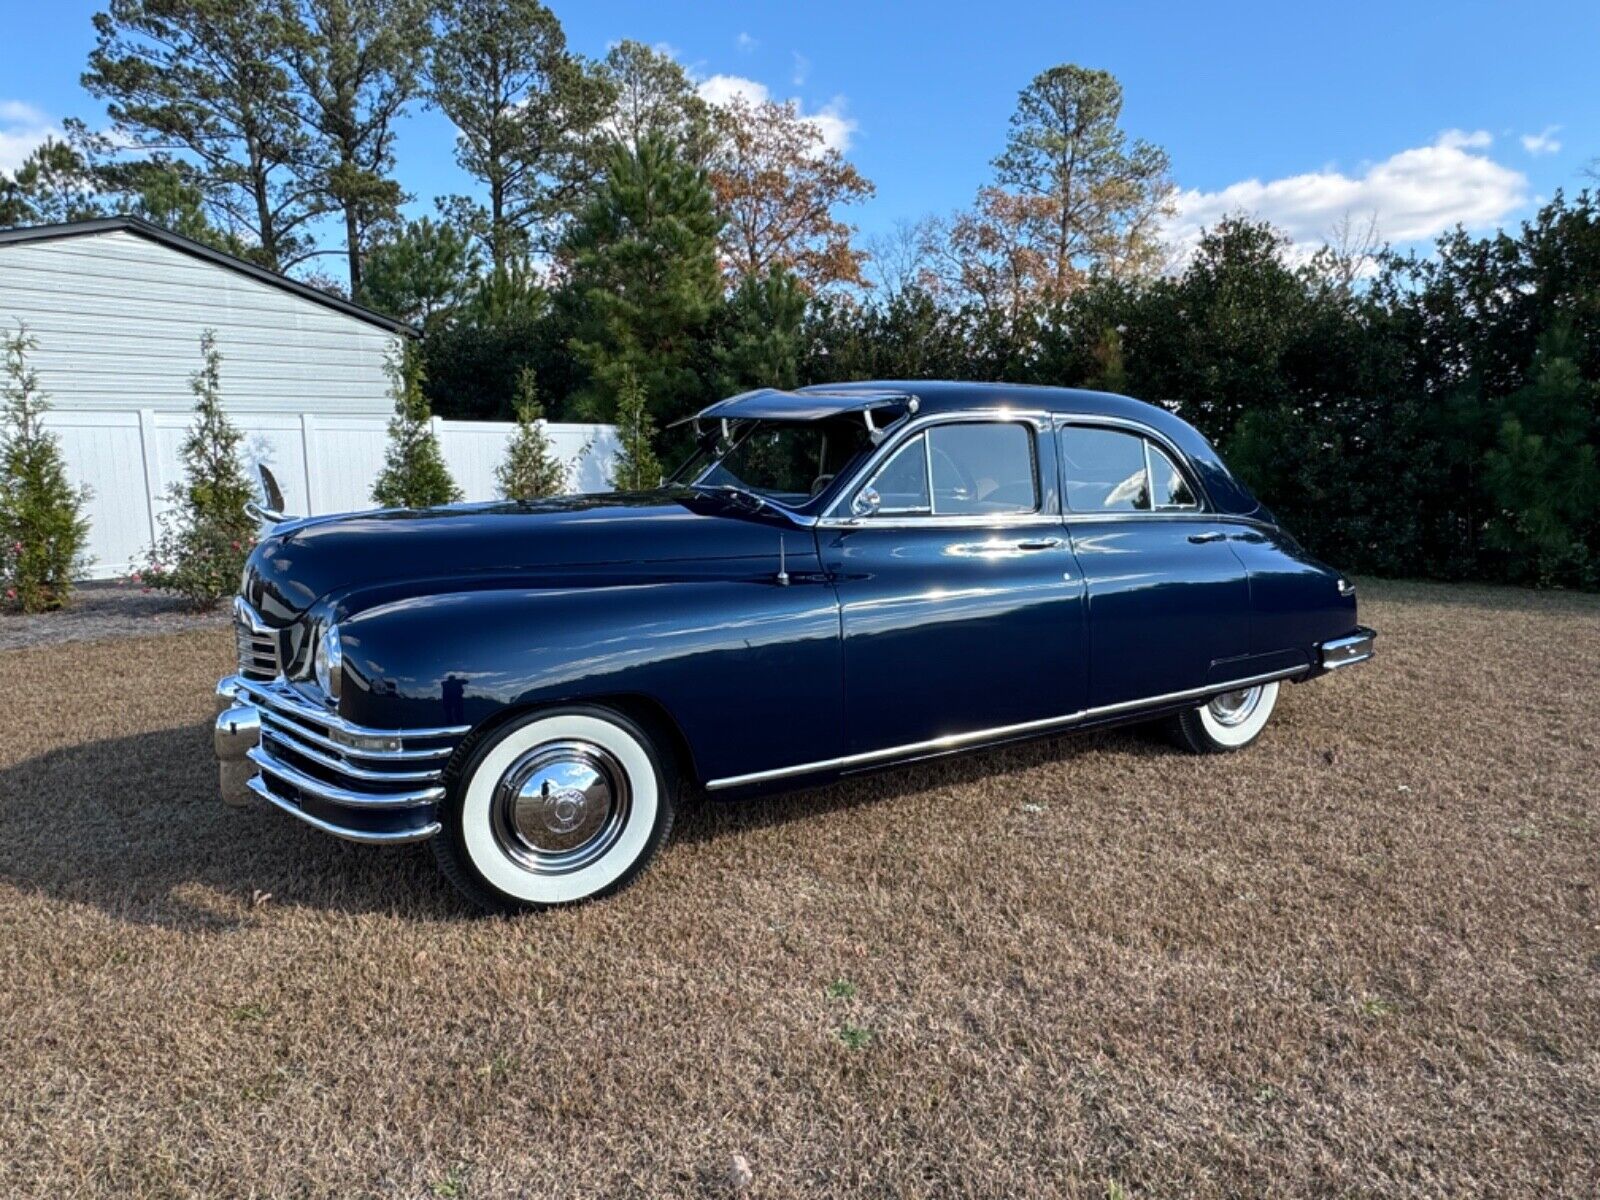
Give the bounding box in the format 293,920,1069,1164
706,95,874,291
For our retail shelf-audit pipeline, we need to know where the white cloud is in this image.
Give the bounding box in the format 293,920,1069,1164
1521,125,1562,155
735,31,758,53
1162,129,1527,261
792,52,810,86
0,100,60,174
1436,127,1492,150
695,74,858,152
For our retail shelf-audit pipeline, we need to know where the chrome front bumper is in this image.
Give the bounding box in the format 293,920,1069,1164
1320,626,1377,670
214,675,469,844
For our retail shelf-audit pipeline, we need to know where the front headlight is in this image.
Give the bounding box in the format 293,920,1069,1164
313,623,343,702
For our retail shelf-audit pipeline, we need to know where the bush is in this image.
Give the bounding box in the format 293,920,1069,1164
372,346,463,509
140,330,257,610
0,323,91,611
495,369,567,500
607,365,662,491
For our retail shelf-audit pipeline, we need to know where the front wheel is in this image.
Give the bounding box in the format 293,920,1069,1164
434,706,676,912
1168,681,1280,754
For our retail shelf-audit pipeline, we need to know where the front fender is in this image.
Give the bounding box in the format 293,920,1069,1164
336,578,843,786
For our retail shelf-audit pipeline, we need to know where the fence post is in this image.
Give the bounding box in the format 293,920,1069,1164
300,412,318,514
136,408,161,545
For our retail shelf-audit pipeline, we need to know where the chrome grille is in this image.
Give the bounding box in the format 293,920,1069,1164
230,675,467,809
234,598,280,682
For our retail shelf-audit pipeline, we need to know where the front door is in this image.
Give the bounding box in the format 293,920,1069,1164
820,418,1088,759
1057,422,1251,709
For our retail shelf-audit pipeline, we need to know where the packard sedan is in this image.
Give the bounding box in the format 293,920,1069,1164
214,382,1374,911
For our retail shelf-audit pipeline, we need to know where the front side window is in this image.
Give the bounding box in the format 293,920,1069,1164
926,423,1038,515
863,433,932,513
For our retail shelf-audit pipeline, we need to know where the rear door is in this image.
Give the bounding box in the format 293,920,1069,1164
1058,422,1251,710
820,417,1088,758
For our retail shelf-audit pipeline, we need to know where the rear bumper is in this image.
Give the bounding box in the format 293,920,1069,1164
1319,626,1377,670
213,675,467,844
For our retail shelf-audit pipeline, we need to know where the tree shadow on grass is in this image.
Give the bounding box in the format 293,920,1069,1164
0,719,1168,928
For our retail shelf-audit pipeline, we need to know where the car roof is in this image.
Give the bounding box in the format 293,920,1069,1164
690,380,1266,519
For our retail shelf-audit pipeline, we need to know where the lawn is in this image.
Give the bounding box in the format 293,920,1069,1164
1,579,1596,1198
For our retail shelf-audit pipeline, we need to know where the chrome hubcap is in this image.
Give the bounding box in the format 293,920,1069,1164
1207,686,1264,727
491,740,630,875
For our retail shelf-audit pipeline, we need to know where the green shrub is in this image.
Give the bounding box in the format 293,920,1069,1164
140,331,257,610
0,323,91,612
372,345,463,509
495,369,567,500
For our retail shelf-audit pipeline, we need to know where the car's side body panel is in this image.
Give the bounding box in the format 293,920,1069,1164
335,559,844,788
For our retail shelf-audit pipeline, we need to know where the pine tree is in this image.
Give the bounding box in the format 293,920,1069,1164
142,330,257,609
372,345,463,508
564,133,722,430
607,365,661,491
714,267,806,394
0,324,91,612
496,368,567,499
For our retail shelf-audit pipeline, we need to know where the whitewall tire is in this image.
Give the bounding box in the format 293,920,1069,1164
433,706,676,911
1169,682,1280,754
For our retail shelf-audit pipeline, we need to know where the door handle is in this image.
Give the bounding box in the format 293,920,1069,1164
1187,531,1226,544
1013,537,1063,551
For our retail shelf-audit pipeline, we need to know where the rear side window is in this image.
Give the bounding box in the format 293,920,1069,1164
926,423,1038,515
1060,427,1148,511
1147,443,1198,508
1060,426,1201,513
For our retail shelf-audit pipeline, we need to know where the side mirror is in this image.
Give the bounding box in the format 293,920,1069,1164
851,487,881,518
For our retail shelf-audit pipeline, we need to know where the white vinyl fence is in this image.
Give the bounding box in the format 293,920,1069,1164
42,408,619,580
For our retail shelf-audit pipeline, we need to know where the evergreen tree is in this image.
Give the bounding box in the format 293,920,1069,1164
1483,326,1600,586
563,133,722,430
714,268,805,394
495,368,567,499
360,216,480,328
372,345,463,508
0,324,91,612
607,365,661,491
429,0,610,267
142,331,257,609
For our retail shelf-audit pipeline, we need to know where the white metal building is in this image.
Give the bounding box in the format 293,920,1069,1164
0,217,614,578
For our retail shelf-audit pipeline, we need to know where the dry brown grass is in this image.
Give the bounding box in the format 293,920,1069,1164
1,579,1597,1198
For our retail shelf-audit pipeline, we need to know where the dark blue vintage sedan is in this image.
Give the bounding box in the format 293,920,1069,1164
214,382,1374,910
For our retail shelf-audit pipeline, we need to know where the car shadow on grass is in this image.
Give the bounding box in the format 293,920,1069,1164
0,721,1169,927
0,723,468,928
673,724,1166,847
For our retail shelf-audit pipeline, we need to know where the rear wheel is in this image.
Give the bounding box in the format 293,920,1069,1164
1169,681,1280,754
434,706,676,912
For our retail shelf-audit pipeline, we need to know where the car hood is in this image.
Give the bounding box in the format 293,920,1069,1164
244,490,804,620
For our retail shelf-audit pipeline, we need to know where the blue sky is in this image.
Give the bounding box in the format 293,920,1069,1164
3,0,1596,269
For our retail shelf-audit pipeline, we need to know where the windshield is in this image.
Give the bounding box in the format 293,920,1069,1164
671,414,883,507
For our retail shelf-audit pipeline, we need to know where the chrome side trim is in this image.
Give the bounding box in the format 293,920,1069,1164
704,666,1303,790
246,746,446,808
245,777,442,844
